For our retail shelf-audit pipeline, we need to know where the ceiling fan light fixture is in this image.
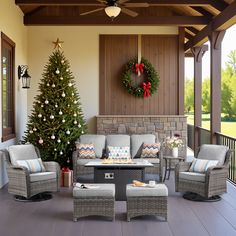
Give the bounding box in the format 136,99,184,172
105,6,121,18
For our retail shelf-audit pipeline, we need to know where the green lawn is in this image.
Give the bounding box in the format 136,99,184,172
187,113,236,138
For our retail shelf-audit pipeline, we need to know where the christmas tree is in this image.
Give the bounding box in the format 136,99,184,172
23,39,87,167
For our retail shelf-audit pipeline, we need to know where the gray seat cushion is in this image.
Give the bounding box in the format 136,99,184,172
179,171,205,182
77,134,106,158
139,158,160,164
8,144,39,166
131,134,157,158
197,144,228,166
77,158,99,165
126,183,168,197
30,172,56,182
106,135,130,147
73,183,115,198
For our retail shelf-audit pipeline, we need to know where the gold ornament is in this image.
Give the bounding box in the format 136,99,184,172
52,38,64,50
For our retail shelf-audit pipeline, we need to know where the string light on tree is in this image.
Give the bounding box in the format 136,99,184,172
23,38,87,167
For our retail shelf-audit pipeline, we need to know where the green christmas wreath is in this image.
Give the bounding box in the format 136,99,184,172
122,57,160,98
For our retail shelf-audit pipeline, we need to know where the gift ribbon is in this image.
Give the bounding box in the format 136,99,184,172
135,63,144,74
143,82,151,98
62,167,70,172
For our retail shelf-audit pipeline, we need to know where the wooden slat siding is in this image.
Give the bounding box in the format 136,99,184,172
99,35,178,115
178,27,185,115
141,35,178,115
99,35,138,115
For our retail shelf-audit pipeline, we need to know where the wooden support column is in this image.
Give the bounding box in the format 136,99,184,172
178,27,185,115
191,45,208,153
208,31,225,144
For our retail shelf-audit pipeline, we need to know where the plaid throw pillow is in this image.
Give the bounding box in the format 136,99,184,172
107,146,130,159
140,143,160,158
16,158,46,173
77,143,96,159
189,159,219,173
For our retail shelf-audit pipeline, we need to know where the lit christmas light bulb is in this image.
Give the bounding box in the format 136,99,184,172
66,130,70,135
60,76,63,80
59,110,63,115
50,115,54,119
38,113,42,118
51,134,55,139
45,100,49,104
56,68,60,74
68,82,72,87
33,127,37,131
62,92,66,97
39,138,43,144
52,83,55,88
57,139,61,143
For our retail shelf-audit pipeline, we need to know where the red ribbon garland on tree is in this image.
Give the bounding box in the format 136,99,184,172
135,63,144,74
143,82,151,98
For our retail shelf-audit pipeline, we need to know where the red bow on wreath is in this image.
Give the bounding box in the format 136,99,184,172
143,82,151,98
135,63,144,74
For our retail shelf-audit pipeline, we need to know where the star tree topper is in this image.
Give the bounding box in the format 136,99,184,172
53,38,64,50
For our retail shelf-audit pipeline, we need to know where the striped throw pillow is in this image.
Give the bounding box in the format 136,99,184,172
77,143,96,159
189,159,219,173
141,143,160,158
16,158,46,173
107,146,130,159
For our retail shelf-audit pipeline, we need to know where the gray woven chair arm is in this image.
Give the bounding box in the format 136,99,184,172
7,166,30,188
175,161,191,173
11,165,29,172
206,165,228,176
43,161,60,172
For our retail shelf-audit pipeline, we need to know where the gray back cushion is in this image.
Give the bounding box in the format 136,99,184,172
78,134,106,158
106,135,130,147
131,134,156,158
8,144,39,166
197,144,228,166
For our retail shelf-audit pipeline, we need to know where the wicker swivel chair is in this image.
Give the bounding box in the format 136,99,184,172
175,144,232,201
2,144,60,201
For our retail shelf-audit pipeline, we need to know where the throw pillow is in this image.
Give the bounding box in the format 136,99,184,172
140,143,161,158
107,146,130,159
189,159,219,173
16,158,46,173
77,143,96,159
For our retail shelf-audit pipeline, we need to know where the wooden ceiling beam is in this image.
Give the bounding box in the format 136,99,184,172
184,1,236,51
23,15,210,25
186,27,199,35
190,6,213,17
210,1,228,12
15,0,221,6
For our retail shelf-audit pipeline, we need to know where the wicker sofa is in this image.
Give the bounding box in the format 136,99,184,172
73,134,163,182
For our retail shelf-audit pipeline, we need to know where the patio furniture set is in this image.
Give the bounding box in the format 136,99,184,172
0,133,232,221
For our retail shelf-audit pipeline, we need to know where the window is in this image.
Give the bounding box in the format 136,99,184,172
1,32,15,141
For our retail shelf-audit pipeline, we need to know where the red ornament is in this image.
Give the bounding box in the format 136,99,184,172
143,82,151,98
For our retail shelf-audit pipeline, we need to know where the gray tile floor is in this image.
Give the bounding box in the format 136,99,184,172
0,174,236,236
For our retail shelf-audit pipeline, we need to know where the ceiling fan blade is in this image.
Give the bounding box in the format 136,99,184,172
124,3,149,7
96,0,107,3
118,0,131,4
80,7,104,16
121,7,138,17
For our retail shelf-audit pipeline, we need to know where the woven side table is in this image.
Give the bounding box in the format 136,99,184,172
126,183,168,221
73,183,115,221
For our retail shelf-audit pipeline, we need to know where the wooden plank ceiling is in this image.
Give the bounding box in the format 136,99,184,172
15,0,236,52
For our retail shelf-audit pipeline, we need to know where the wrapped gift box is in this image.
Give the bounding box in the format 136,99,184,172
61,168,73,187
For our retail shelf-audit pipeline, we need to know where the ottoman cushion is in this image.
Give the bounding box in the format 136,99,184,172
73,183,115,198
126,184,168,197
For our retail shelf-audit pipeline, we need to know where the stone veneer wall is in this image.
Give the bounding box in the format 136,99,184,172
97,115,187,157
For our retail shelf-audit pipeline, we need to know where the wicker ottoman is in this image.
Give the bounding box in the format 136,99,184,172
126,183,168,221
73,183,115,221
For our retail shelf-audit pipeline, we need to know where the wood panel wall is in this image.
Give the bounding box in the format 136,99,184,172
99,34,179,115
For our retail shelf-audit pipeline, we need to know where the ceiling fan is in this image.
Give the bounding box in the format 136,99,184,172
80,0,149,19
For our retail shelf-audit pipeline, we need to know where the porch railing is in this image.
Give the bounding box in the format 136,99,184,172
187,124,236,184
216,132,236,183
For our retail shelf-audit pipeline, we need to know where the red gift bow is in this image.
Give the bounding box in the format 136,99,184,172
62,167,70,172
143,82,151,98
135,63,144,74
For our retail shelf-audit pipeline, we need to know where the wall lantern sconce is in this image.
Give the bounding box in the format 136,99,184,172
18,65,31,89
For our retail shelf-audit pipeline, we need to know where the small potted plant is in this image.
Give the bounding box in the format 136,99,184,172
164,135,183,158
